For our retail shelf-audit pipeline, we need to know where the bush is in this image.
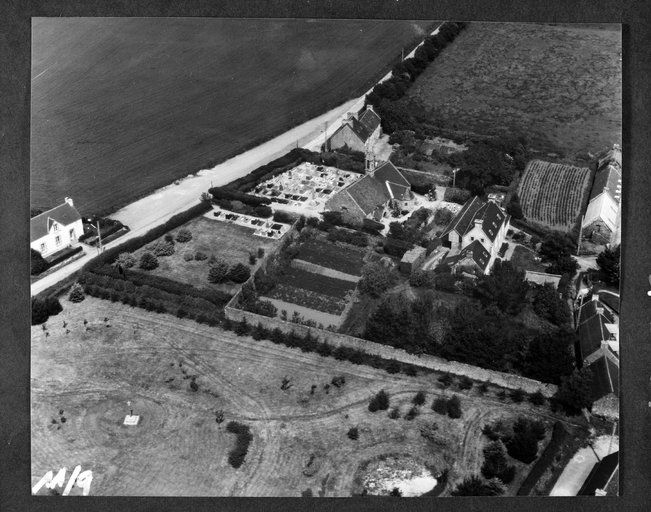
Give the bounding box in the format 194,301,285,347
228,263,251,284
529,390,546,406
183,252,194,261
510,388,526,403
478,382,489,394
146,240,175,257
194,251,208,261
389,407,401,419
409,269,435,288
412,391,426,406
447,395,462,419
517,422,568,496
443,187,471,205
139,252,159,270
31,249,49,275
248,254,257,265
190,380,199,392
432,397,449,415
369,389,390,412
347,427,359,440
481,441,516,484
115,252,137,269
225,421,253,469
438,373,453,387
458,376,473,391
175,228,192,242
404,406,420,421
68,283,85,303
385,359,401,374
383,237,414,258
359,262,399,297
331,375,346,388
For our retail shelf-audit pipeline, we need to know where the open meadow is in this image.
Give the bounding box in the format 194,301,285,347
31,18,432,216
407,23,621,159
31,297,585,497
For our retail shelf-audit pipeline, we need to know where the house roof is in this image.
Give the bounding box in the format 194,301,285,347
525,271,562,287
357,107,381,134
345,174,391,215
578,451,619,495
583,192,619,232
462,240,491,272
30,201,82,242
580,298,615,324
596,146,622,171
387,181,411,201
440,196,485,239
578,313,611,361
587,355,619,402
372,161,411,188
589,163,622,203
472,202,508,242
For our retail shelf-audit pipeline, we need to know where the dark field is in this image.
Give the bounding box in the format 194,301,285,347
297,239,366,276
408,23,621,159
277,266,354,299
31,18,432,216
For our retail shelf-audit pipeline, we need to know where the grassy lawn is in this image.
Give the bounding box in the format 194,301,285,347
510,245,547,273
132,217,278,290
407,22,621,159
297,239,366,276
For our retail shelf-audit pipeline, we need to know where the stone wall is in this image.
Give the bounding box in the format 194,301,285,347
224,304,558,397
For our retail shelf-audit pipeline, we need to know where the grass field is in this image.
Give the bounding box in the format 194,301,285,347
32,297,585,496
131,217,277,290
407,22,621,159
510,245,547,274
31,18,432,216
518,160,593,231
296,239,366,276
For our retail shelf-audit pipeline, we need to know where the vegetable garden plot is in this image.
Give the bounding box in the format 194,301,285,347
297,239,366,276
276,266,355,299
265,284,346,316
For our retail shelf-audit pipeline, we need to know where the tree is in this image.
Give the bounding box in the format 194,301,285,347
539,232,575,262
358,262,398,297
451,475,505,496
347,427,359,440
228,263,251,283
547,253,579,278
447,395,462,418
434,207,454,226
596,245,620,285
208,260,230,284
412,391,426,406
553,368,595,415
30,249,48,276
533,282,571,327
139,252,159,270
68,283,85,303
520,328,576,385
506,194,524,220
432,397,449,415
175,228,193,242
475,260,529,315
481,441,516,484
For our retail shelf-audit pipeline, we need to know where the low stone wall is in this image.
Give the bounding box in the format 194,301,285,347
224,305,558,397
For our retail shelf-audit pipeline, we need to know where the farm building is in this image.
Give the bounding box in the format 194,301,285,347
582,145,622,245
399,246,426,274
327,105,381,160
575,294,619,413
30,197,83,257
439,196,509,274
524,271,562,288
324,160,414,225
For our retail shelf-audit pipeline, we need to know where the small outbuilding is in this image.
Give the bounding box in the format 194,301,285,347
399,246,427,274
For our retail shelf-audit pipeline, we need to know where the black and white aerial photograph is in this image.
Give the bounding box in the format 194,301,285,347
28,18,622,498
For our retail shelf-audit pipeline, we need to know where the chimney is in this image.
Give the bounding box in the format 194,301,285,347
367,105,375,114
592,294,600,302
474,218,483,229
65,197,73,206
346,112,355,120
596,306,604,316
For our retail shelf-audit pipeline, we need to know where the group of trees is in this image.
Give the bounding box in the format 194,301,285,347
358,262,399,297
539,231,579,277
208,260,251,285
596,244,620,286
31,296,63,325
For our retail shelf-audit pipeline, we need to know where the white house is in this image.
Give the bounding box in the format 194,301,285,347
439,196,510,274
30,197,83,257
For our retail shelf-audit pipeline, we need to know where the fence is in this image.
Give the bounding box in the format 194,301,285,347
224,304,558,397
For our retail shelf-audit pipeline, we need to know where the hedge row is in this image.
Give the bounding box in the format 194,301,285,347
79,219,125,243
516,422,569,496
383,237,414,258
208,187,271,207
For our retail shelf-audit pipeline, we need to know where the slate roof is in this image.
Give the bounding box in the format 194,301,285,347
587,355,619,402
30,201,82,242
345,174,391,215
441,240,490,272
358,107,381,134
578,451,619,495
373,161,411,188
440,196,484,239
578,313,611,361
580,298,615,324
472,202,508,242
589,163,622,203
387,182,411,201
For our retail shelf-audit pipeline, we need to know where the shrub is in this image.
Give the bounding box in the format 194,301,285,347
115,252,137,269
438,373,453,387
443,187,471,205
389,407,401,419
190,380,199,392
481,441,516,484
183,252,194,261
447,395,462,418
497,389,507,401
175,228,192,243
432,397,449,415
139,252,159,270
228,263,251,284
510,388,526,403
383,237,414,258
248,254,257,265
478,382,489,394
385,360,401,374
347,427,359,440
68,283,86,303
331,376,346,388
30,249,49,275
409,269,435,288
529,390,546,406
404,406,420,421
517,422,568,496
458,376,473,390
412,391,426,406
368,389,390,412
225,421,253,469
359,262,399,297
194,251,208,261
146,240,175,256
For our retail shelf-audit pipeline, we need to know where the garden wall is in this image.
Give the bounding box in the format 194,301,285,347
224,304,558,397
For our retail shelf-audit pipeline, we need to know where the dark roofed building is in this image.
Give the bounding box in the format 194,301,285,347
578,451,619,496
587,355,619,402
440,240,491,275
327,105,382,154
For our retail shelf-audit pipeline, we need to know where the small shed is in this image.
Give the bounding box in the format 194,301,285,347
399,246,427,274
525,271,562,288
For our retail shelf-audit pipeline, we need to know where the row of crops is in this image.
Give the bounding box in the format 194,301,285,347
518,160,592,230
